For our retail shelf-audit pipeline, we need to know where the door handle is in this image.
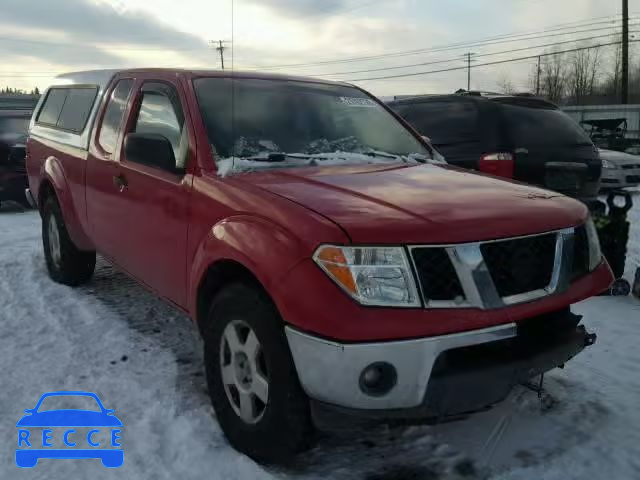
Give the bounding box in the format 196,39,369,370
113,174,128,192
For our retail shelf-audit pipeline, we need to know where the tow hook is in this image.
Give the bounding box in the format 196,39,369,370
577,325,597,347
522,374,556,411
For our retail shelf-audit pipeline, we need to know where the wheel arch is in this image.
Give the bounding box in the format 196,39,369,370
190,215,310,335
38,157,94,250
38,178,56,213
195,259,271,335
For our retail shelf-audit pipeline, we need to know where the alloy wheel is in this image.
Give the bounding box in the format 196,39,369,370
220,320,270,424
47,214,62,268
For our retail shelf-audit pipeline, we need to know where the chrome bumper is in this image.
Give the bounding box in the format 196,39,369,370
285,324,517,410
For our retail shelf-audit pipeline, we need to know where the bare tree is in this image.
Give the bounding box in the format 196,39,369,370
496,72,516,94
567,44,601,104
610,41,622,98
594,40,623,103
540,52,567,103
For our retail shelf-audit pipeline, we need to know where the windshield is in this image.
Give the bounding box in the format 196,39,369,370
193,77,430,175
500,103,593,148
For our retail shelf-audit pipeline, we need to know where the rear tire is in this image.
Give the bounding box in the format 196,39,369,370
203,283,314,464
42,195,96,286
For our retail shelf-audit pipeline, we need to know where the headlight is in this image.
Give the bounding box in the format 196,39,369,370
602,159,617,169
584,216,603,271
313,245,420,307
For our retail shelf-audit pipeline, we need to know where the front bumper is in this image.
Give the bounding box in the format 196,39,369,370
286,310,594,424
601,167,640,188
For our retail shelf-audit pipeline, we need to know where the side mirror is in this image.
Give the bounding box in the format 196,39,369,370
124,133,182,174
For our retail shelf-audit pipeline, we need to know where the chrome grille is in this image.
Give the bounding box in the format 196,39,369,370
571,225,590,281
412,247,464,302
409,227,578,309
480,233,557,297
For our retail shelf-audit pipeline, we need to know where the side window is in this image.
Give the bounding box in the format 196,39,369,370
99,79,134,154
56,87,98,132
133,85,185,169
394,101,478,146
37,89,68,126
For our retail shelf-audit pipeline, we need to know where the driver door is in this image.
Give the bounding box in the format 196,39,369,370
111,77,194,307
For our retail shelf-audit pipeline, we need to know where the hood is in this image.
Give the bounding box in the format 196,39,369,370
599,148,640,166
238,164,588,244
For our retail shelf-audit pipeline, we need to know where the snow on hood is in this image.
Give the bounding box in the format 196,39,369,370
216,151,443,177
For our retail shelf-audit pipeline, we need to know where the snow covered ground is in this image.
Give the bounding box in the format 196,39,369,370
0,193,638,480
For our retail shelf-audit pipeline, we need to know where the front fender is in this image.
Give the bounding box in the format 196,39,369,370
188,214,313,318
41,157,93,250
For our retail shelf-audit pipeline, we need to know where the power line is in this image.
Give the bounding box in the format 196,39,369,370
314,30,636,77
361,23,639,64
249,14,638,70
3,30,638,80
350,39,639,82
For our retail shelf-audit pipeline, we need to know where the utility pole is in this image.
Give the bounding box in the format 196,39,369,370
465,52,475,90
209,40,228,70
536,55,542,96
622,0,629,104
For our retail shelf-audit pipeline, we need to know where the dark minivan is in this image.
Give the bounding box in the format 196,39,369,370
0,108,33,208
388,93,601,199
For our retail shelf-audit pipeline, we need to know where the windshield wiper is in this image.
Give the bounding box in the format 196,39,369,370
364,150,398,159
240,153,287,162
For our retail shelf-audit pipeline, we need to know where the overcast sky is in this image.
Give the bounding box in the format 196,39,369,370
0,0,635,96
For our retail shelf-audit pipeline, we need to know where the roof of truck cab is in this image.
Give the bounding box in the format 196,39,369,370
53,68,353,89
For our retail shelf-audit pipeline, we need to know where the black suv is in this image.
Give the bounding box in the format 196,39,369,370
0,108,32,208
388,93,601,199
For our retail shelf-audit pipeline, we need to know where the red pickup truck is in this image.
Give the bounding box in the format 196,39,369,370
27,69,613,463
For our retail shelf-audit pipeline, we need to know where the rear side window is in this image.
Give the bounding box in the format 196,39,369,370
37,87,98,132
37,89,68,126
99,79,134,154
57,87,98,132
499,103,592,148
393,100,478,146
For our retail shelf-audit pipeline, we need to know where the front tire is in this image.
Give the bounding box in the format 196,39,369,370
204,283,313,464
42,195,96,286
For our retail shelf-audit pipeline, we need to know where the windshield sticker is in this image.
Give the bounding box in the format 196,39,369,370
338,97,377,108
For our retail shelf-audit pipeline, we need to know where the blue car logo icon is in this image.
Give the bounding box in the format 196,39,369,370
16,391,123,468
